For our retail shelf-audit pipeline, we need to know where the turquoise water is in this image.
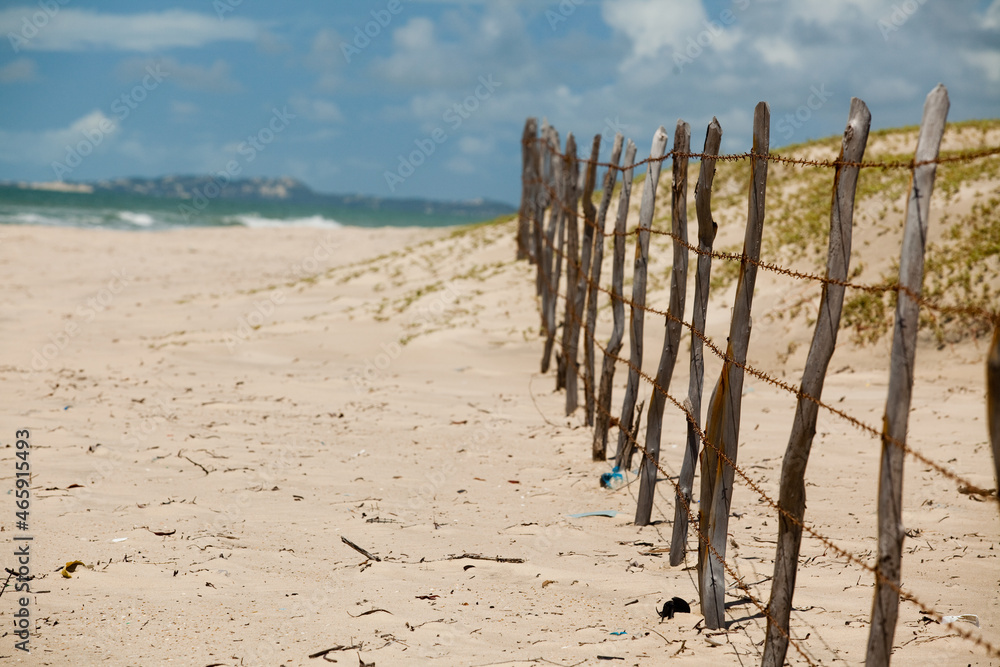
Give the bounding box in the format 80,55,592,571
0,186,504,231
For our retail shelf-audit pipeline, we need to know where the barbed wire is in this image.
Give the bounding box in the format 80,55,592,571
525,134,1000,173
526,163,1000,655
529,174,1000,331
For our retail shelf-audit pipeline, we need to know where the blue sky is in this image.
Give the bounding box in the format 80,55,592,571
0,0,997,205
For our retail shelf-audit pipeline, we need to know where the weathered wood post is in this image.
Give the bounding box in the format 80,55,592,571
518,118,538,262
585,133,625,428
867,83,949,667
990,324,1000,521
762,97,871,667
534,121,552,301
541,127,563,373
593,140,638,461
564,135,601,414
697,101,769,630
635,120,691,526
615,127,670,471
670,117,721,565
557,134,580,391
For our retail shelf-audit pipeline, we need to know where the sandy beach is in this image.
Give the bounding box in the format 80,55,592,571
1,215,997,666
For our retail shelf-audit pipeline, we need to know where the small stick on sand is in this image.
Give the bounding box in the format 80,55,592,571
341,536,381,562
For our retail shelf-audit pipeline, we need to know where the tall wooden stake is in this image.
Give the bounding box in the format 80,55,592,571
867,83,949,667
557,134,580,391
541,127,563,374
518,118,538,262
593,140,638,461
670,117,722,565
585,134,624,428
698,102,769,630
565,136,600,413
635,120,690,526
762,97,871,667
534,120,552,301
615,127,670,471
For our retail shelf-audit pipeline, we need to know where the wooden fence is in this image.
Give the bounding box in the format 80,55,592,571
515,83,1000,666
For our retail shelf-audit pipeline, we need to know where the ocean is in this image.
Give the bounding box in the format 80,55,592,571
0,185,507,231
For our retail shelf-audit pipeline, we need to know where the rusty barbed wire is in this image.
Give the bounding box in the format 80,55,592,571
525,134,1000,173
529,174,1000,330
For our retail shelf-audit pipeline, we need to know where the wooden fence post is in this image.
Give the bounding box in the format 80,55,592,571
615,127,670,471
867,83,949,667
585,133,625,428
697,102,769,630
670,117,722,565
541,126,562,374
762,97,871,667
518,118,538,262
635,120,691,526
593,140,638,461
990,324,1000,521
557,134,580,392
565,135,601,414
534,120,552,301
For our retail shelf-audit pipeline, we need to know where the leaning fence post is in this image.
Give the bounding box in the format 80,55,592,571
762,97,871,667
593,139,638,461
557,134,580,392
535,121,553,301
518,118,538,262
867,83,949,667
564,135,601,414
635,119,690,527
670,117,722,565
698,102,769,630
585,133,624,428
615,127,670,471
541,126,563,374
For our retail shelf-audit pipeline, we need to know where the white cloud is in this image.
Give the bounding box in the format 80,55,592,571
0,57,36,83
291,97,345,123
601,0,708,65
0,8,257,52
962,48,1000,83
458,135,494,155
118,57,243,93
0,110,119,167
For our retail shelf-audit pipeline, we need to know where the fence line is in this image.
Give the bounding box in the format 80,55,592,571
517,84,1000,666
559,270,1000,664
543,208,1000,665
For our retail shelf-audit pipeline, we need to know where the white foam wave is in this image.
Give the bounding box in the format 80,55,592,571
118,211,156,226
231,214,342,229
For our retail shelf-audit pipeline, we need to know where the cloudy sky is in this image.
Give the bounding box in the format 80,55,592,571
0,0,997,205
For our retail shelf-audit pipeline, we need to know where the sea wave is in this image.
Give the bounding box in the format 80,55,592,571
226,214,343,229
118,211,156,227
